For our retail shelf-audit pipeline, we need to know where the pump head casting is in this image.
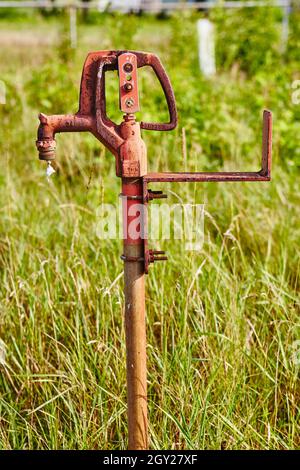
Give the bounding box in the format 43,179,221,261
36,50,177,177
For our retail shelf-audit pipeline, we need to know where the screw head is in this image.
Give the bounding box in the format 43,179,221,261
123,62,133,73
125,97,135,108
124,82,133,91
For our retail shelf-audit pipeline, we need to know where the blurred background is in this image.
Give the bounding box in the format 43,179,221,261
0,0,299,450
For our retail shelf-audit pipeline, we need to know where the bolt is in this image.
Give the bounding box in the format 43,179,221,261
124,62,133,73
125,97,135,108
124,83,133,92
148,250,168,264
147,190,168,201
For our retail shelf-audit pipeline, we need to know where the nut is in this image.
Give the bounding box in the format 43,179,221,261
125,98,135,108
124,83,133,92
123,62,133,73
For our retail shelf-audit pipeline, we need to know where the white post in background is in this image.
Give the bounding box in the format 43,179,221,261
197,18,216,78
281,0,291,53
0,80,6,104
69,6,77,49
141,0,160,12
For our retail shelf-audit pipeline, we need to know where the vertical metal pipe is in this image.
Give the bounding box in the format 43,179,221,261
122,178,148,450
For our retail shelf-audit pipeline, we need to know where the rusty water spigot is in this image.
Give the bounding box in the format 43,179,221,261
35,50,179,451
36,113,56,161
36,49,272,452
36,50,177,176
37,138,57,161
36,111,94,163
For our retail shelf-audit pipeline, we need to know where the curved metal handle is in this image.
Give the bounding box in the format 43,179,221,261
137,53,178,132
94,51,177,133
95,55,124,156
90,50,178,156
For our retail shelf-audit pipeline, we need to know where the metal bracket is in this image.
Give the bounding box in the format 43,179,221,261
143,189,168,203
144,250,168,274
141,110,272,273
119,193,143,201
143,110,272,184
142,181,169,273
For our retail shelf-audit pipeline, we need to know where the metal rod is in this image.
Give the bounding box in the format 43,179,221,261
122,178,148,450
35,48,272,451
143,171,269,182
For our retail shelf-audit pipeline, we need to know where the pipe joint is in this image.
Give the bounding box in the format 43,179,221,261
36,138,56,161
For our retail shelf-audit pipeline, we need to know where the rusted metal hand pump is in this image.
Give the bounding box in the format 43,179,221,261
36,50,272,450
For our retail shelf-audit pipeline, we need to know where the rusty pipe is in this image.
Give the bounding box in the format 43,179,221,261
36,112,94,161
122,178,147,450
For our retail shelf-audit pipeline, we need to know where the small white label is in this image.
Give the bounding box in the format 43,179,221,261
197,19,216,77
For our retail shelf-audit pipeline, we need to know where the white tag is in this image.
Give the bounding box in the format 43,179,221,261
0,339,6,365
46,162,56,181
197,19,216,77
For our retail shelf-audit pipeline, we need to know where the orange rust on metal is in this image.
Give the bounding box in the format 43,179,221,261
123,242,147,450
121,178,147,449
36,50,178,175
261,109,272,178
120,114,147,177
144,171,270,183
36,49,272,450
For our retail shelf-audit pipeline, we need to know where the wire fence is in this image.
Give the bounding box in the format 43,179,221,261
0,1,296,49
0,1,294,11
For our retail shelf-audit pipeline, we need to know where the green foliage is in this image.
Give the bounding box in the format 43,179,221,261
26,62,77,114
0,8,31,21
212,6,282,75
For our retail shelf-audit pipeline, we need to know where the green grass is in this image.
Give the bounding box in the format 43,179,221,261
0,8,299,449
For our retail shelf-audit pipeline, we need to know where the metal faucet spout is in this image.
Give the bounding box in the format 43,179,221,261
36,112,94,160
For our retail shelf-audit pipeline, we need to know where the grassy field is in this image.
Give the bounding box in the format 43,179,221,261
0,7,299,450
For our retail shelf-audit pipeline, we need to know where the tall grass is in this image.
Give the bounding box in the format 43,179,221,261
0,8,299,449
